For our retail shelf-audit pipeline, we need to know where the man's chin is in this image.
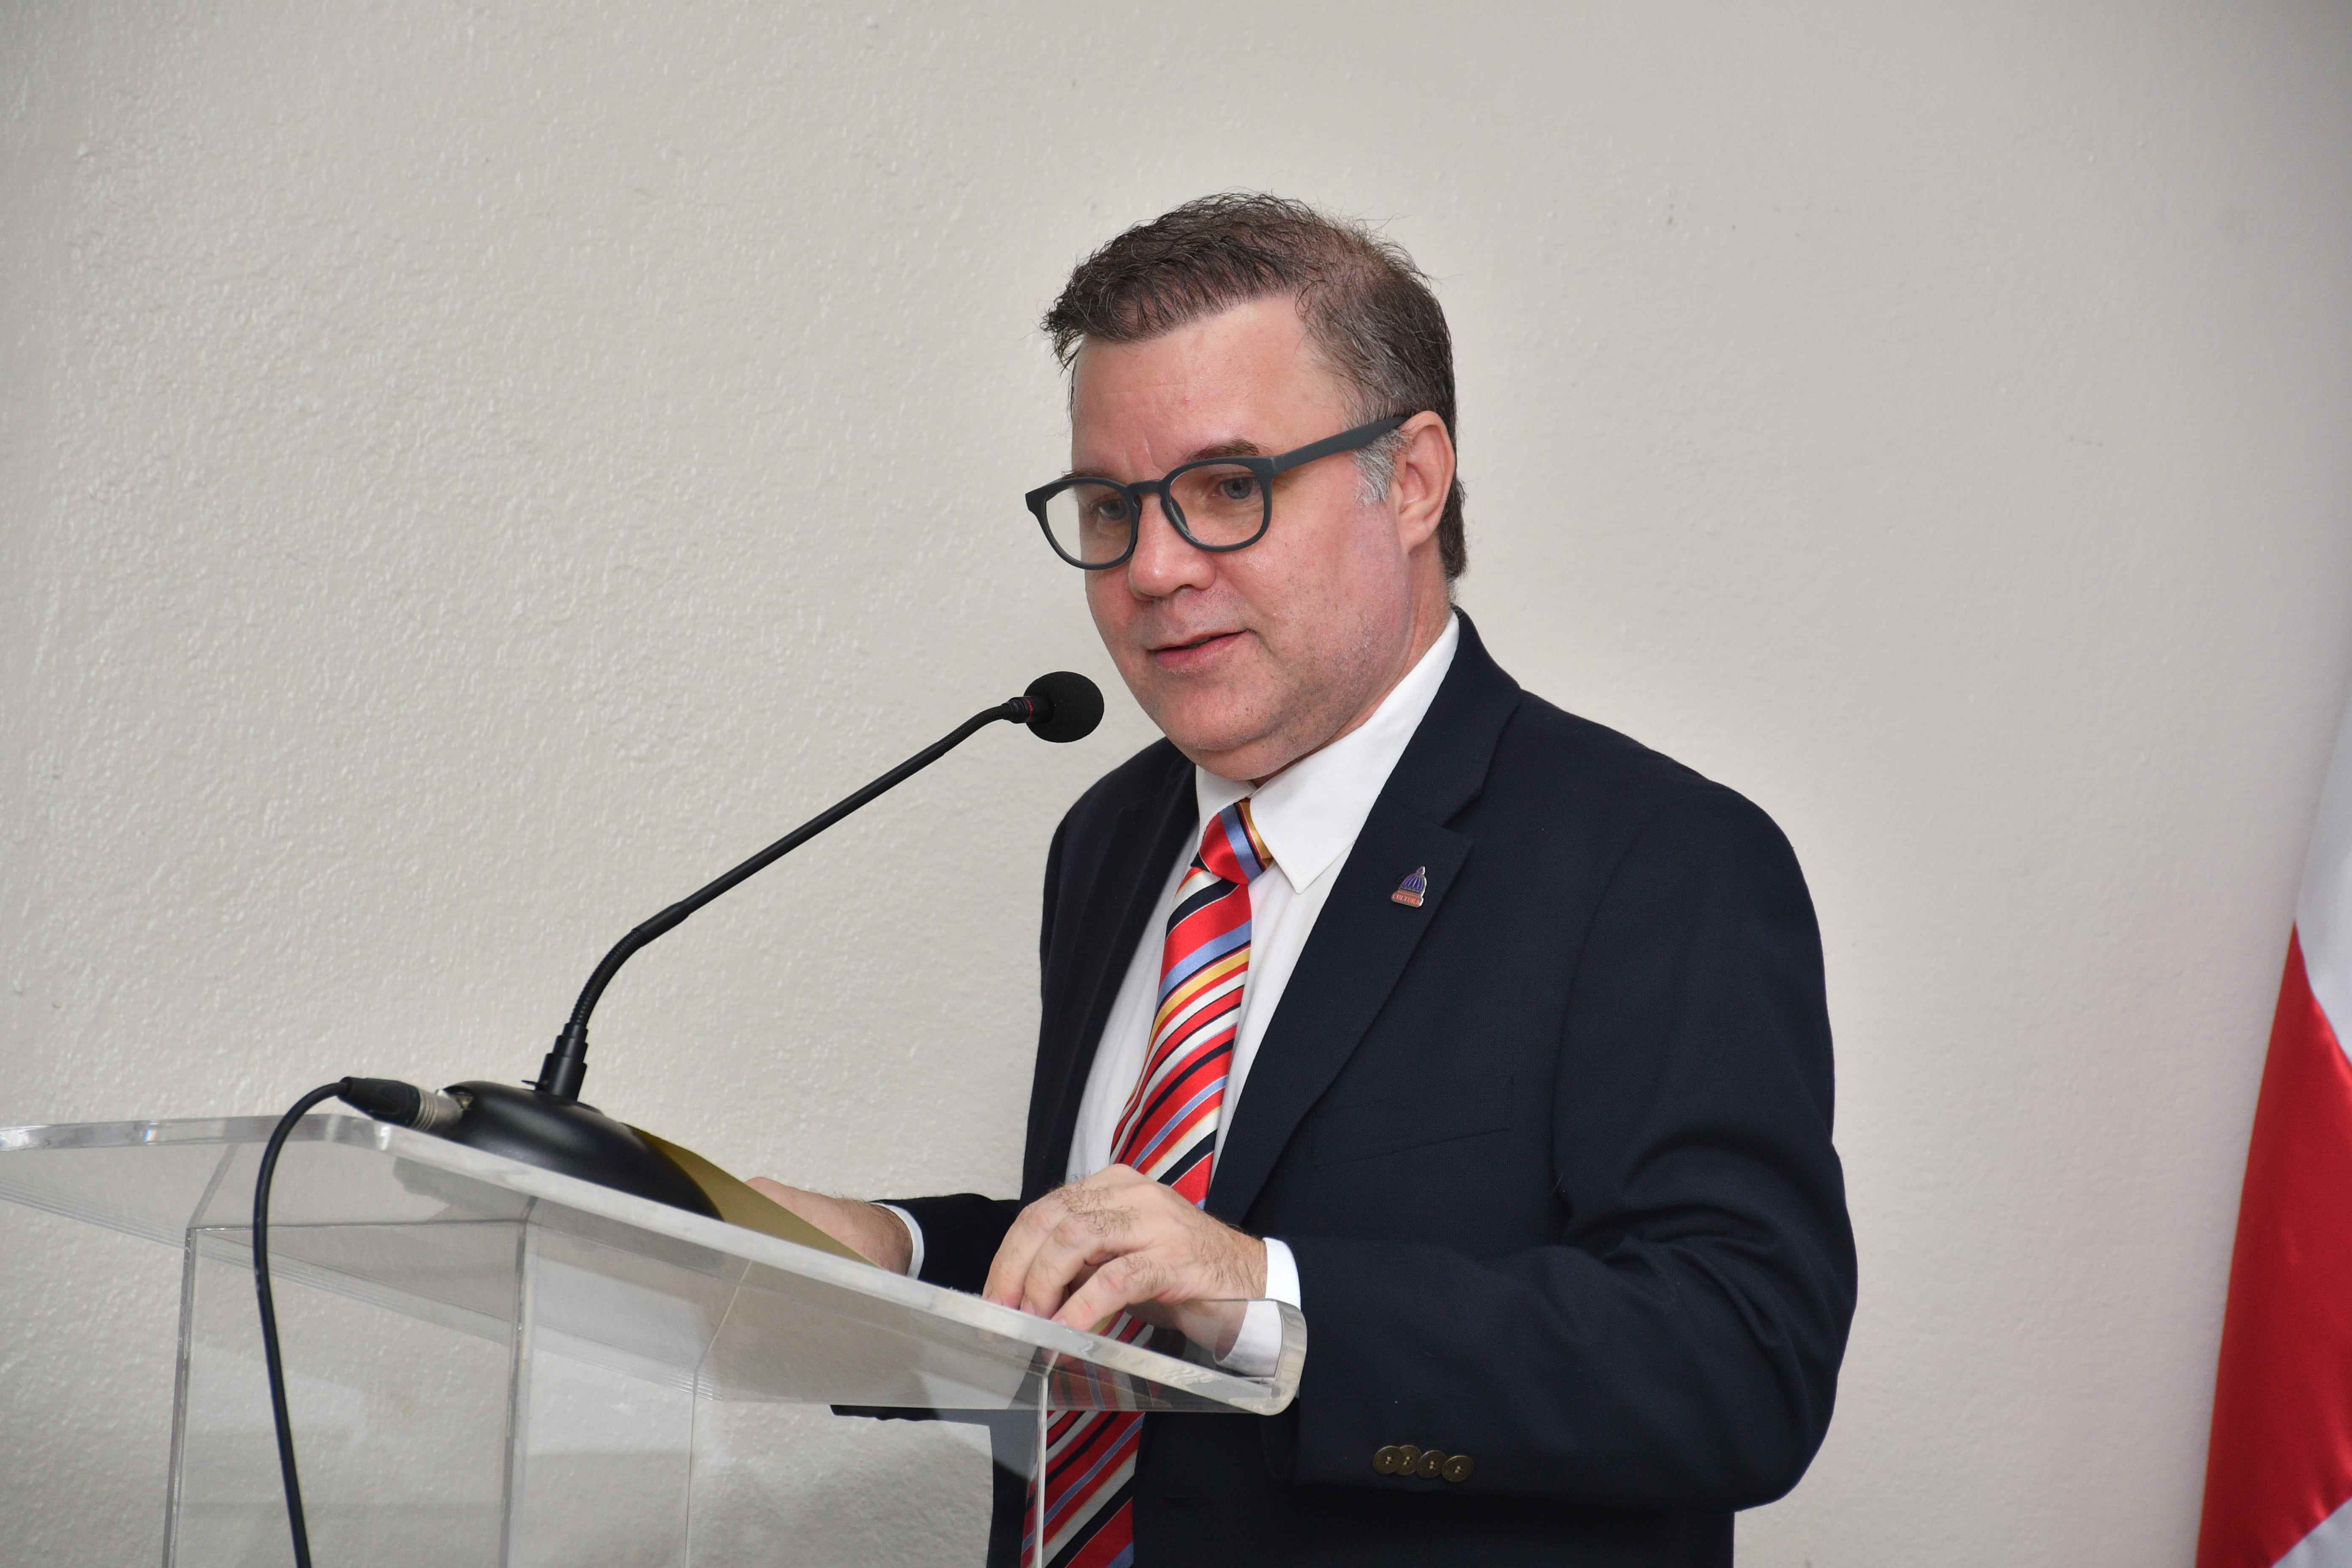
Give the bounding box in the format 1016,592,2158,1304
1138,702,1266,778
1160,720,1303,784
1120,661,1296,779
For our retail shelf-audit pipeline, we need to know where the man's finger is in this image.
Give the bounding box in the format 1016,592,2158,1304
984,1173,1123,1306
1016,1185,1137,1315
982,1168,1176,1312
982,1190,1067,1306
1054,1248,1165,1334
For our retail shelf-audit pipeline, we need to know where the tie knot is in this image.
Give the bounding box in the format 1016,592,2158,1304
1198,798,1274,885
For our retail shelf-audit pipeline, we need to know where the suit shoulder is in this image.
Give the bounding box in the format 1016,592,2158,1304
1490,688,1715,805
1491,690,1803,865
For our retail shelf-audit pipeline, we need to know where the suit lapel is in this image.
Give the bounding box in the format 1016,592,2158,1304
1025,759,1196,1198
1205,802,1471,1222
1206,614,1524,1223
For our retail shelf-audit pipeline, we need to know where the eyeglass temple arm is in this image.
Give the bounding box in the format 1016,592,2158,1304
1260,413,1411,476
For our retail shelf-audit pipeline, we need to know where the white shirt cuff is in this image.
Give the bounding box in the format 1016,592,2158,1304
1262,1236,1301,1307
1214,1237,1301,1378
874,1203,924,1279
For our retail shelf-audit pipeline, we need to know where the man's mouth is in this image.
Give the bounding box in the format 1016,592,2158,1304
1146,630,1243,664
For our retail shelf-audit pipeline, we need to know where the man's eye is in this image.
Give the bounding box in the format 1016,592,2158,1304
1215,474,1258,503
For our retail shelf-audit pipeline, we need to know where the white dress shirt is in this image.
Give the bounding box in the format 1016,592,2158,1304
892,613,1461,1376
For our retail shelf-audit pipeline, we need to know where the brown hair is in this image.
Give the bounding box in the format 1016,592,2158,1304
1043,193,1467,581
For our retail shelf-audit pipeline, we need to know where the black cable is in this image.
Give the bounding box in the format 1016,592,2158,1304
254,1080,351,1568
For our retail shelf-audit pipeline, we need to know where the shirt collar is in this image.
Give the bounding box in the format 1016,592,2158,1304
1195,612,1462,893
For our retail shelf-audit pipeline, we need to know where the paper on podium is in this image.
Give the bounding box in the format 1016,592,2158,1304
630,1124,869,1264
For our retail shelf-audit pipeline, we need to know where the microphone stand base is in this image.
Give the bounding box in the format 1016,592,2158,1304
433,1081,721,1219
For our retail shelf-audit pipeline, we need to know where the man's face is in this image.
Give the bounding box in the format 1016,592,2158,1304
1070,296,1425,782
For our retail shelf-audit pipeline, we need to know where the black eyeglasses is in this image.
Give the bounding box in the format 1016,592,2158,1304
1024,414,1410,569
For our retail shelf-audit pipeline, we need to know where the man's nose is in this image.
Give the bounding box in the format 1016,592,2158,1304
1123,492,1215,598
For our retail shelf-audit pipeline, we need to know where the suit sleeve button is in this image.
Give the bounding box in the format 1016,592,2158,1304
1392,1444,1421,1477
1415,1449,1445,1478
1372,1446,1402,1475
1442,1454,1474,1484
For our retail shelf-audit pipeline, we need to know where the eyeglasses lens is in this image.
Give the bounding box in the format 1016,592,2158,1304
1168,464,1266,547
1042,482,1135,566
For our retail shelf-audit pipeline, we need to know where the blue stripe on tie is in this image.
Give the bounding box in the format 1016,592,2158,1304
1219,807,1265,881
1128,1079,1225,1172
1154,919,1251,1003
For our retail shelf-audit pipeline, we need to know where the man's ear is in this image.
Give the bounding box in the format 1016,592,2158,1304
1388,411,1456,555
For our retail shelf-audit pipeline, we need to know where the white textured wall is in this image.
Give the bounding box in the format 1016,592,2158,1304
5,3,2349,1562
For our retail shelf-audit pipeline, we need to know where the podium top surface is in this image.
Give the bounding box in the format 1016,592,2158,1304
0,1114,1302,1417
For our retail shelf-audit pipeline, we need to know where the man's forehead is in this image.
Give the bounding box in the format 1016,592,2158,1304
1067,297,1348,458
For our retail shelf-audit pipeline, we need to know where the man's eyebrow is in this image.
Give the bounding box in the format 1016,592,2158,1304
1059,438,1268,485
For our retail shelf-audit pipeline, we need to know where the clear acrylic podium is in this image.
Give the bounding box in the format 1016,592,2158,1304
0,1114,1304,1566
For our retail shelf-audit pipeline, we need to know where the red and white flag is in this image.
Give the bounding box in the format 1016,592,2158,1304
2201,694,2352,1568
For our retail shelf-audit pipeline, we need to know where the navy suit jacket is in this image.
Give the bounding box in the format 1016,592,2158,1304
896,615,1856,1565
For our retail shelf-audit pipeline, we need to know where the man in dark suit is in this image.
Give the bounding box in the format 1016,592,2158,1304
757,193,1856,1566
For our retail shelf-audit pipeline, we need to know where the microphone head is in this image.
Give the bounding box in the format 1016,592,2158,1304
1022,671,1103,743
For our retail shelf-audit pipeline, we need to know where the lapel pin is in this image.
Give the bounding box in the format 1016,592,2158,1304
1390,866,1428,908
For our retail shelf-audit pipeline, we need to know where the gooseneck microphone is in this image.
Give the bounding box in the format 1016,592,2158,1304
351,670,1105,1215
537,668,1103,1104
393,670,1105,1214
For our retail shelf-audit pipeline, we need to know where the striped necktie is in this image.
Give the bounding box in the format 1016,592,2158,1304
1029,798,1274,1568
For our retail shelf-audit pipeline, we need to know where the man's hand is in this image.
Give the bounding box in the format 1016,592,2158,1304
984,1165,1266,1350
745,1178,914,1274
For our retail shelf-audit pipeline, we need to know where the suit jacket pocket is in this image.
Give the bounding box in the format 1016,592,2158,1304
1306,1073,1514,1166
